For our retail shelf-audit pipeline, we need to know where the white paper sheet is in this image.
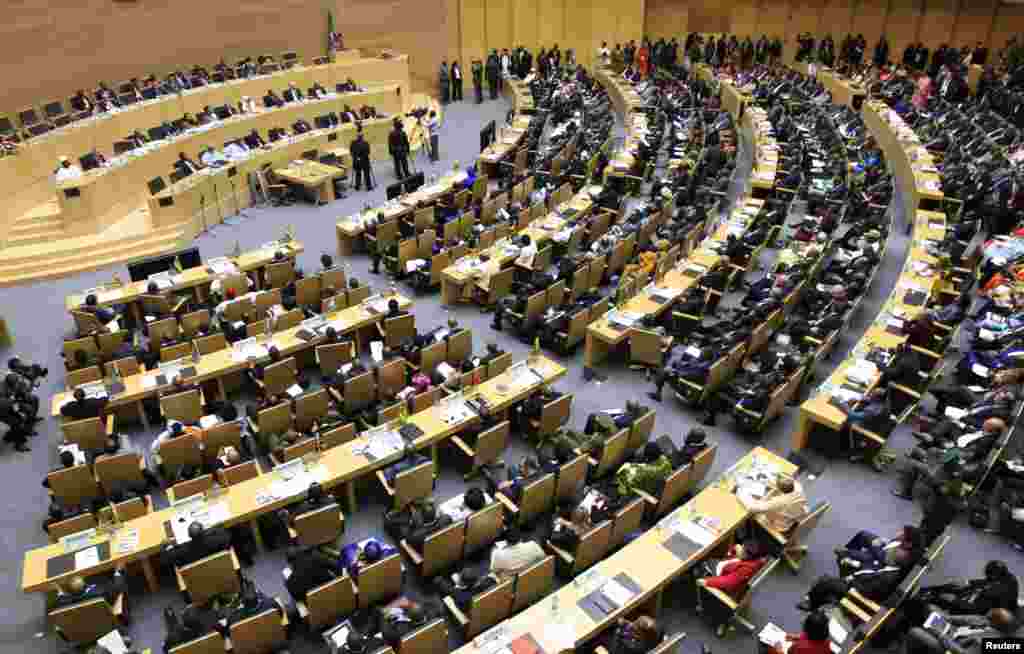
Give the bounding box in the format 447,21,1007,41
97,630,129,654
601,579,634,606
74,546,100,570
673,519,715,546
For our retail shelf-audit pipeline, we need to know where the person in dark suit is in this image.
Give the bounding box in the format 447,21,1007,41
263,89,284,108
80,293,118,325
174,152,201,177
485,51,500,99
163,605,206,654
924,560,1019,616
60,388,108,420
283,82,304,103
971,42,988,66
388,118,411,180
350,129,373,191
284,546,339,600
170,522,233,568
797,547,915,611
244,129,266,149
53,567,126,608
439,62,450,104
293,119,312,134
70,89,94,114
221,579,279,632
472,59,484,104
450,61,463,101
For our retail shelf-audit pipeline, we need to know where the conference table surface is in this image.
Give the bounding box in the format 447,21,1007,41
50,291,412,417
478,114,533,167
452,447,796,654
27,354,566,592
63,239,304,311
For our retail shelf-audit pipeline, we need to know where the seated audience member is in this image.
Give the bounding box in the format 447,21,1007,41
836,525,924,574
547,503,593,552
339,627,387,654
340,538,397,578
798,547,915,611
209,445,243,473
906,608,1016,654
60,387,108,420
263,89,284,108
151,421,203,470
696,541,769,635
379,597,432,646
583,400,647,435
489,528,546,578
402,501,455,550
163,605,206,654
488,455,546,502
607,615,662,654
80,293,119,325
737,476,809,534
168,521,233,568
42,450,78,489
766,611,832,654
616,442,673,497
221,578,280,632
284,545,339,601
918,560,1019,616
53,566,126,608
433,565,497,611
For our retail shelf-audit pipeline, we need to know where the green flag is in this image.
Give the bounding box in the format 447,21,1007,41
327,11,336,58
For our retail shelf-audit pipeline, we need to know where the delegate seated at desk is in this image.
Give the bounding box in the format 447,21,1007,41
52,566,126,608
264,89,284,108
434,565,497,611
340,538,397,579
60,387,109,420
283,82,304,103
163,606,209,654
220,580,280,634
200,145,228,167
737,476,809,534
244,129,267,149
175,152,202,177
55,156,83,184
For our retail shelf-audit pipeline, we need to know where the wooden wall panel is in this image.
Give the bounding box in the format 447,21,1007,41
690,0,729,33
759,0,791,41
852,0,889,57
616,0,647,48
565,0,593,69
918,0,956,49
990,4,1024,55
819,0,856,44
485,0,515,54
0,0,327,114
513,0,540,52
784,0,825,62
886,0,923,66
459,0,487,68
537,0,566,49
731,1,761,39
644,0,688,41
952,0,996,50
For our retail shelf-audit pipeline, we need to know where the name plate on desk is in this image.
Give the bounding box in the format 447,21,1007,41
46,541,112,578
577,573,642,622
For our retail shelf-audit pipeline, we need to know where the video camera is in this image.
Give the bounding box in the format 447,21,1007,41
406,106,429,120
9,357,48,387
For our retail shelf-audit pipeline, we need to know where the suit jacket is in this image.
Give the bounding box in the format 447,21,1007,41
244,133,265,149
174,158,200,176
293,120,312,134
452,576,498,611
172,527,232,568
53,571,126,607
60,397,108,420
389,128,409,156
263,93,283,108
284,88,303,103
285,550,338,600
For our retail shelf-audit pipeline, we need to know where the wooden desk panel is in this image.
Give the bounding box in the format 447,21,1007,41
26,354,565,593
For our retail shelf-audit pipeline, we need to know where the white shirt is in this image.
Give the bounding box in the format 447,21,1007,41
599,47,610,64
200,150,227,166
453,66,462,80
55,165,83,183
224,142,250,160
240,98,257,113
515,242,538,268
500,55,511,75
490,541,546,575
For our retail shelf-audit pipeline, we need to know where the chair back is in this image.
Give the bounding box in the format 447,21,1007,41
294,389,330,432
161,342,192,363
629,329,663,368
466,577,515,637
195,333,227,355
411,387,441,413
203,421,244,464
319,423,356,450
180,309,211,338
547,280,566,308
654,464,693,517
466,501,504,555
161,389,203,424
229,605,287,654
256,401,291,435
168,632,226,654
787,501,831,549
512,555,556,612
177,549,240,605
473,420,509,468
686,443,718,493
518,473,556,525
275,308,304,332
295,277,321,307
419,341,446,376
48,597,118,644
538,394,572,436
304,575,356,628
169,474,214,502
487,268,514,303
278,437,317,463
61,417,107,451
447,329,472,364
587,258,606,291
384,314,416,348
556,453,588,501
66,365,103,389
112,495,150,521
594,428,629,478
486,352,512,379
47,512,97,543
265,261,296,288
94,452,144,493
348,284,371,305
359,552,403,606
393,459,435,508
610,497,645,548
71,311,104,336
219,460,261,487
47,464,102,506
160,431,204,469
573,520,613,574
63,336,99,367
253,290,282,317
263,358,298,396
344,371,376,413
398,618,448,654
293,503,344,547
628,409,656,452
422,521,466,577
97,331,129,360
317,342,353,375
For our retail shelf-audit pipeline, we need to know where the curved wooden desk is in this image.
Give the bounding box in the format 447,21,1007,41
791,100,948,452
25,354,565,593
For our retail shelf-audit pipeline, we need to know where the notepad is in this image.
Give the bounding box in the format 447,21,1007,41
75,546,100,570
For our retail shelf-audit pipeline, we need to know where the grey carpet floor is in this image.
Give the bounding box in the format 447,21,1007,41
0,91,1012,654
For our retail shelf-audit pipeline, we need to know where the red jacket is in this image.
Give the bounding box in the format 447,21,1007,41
703,556,766,596
787,633,831,654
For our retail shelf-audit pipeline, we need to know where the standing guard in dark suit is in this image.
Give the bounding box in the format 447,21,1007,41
472,59,484,104
350,129,373,191
451,61,464,101
439,61,450,104
486,50,500,99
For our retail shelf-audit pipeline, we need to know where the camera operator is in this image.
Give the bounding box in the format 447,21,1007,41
1,364,42,425
389,117,411,180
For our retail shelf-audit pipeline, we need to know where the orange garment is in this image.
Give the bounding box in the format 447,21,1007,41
638,47,650,78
